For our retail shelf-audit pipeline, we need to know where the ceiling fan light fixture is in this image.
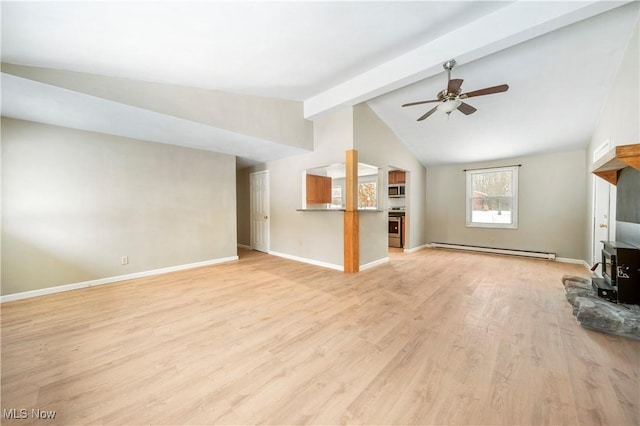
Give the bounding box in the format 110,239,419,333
437,99,461,113
401,58,508,122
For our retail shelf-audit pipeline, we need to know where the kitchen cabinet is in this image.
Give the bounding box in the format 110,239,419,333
306,174,332,204
389,170,406,184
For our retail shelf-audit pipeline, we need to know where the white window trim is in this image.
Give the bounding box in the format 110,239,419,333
465,166,519,229
330,186,343,209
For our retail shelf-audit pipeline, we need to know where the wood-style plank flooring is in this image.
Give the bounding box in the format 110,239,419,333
2,248,639,425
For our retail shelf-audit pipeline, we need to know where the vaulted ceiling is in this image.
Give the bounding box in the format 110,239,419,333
2,1,638,167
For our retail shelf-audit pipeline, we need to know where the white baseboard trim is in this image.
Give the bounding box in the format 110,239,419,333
431,242,557,260
360,257,389,270
404,244,428,253
268,250,343,272
237,244,252,250
268,251,388,272
1,256,239,303
556,257,591,270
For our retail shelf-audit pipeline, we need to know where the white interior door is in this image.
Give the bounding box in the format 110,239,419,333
250,171,270,253
592,141,610,274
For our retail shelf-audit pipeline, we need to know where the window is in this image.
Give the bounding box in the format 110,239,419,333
358,182,377,209
466,166,518,228
331,186,343,208
328,181,378,209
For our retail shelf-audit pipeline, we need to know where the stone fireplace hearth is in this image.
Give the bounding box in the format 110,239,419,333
577,145,640,338
563,275,640,338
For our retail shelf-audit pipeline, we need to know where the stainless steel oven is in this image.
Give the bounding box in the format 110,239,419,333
389,217,401,248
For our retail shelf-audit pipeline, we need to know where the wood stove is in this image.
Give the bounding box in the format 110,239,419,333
592,241,640,305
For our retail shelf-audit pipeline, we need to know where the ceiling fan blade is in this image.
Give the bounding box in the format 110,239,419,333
460,84,509,99
402,99,440,107
417,106,439,121
457,102,477,115
447,78,463,94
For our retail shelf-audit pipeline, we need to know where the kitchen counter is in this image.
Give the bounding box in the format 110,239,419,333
296,208,384,212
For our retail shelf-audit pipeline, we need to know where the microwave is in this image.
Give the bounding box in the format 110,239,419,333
389,184,405,198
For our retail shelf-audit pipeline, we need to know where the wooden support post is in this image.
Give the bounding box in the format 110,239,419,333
344,149,359,273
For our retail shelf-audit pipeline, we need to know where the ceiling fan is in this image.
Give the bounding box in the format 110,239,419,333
402,59,509,121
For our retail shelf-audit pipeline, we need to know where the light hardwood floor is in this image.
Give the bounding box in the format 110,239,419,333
1,248,639,425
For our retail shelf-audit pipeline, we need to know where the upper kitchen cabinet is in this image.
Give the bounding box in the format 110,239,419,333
306,173,332,204
389,170,406,184
300,162,382,210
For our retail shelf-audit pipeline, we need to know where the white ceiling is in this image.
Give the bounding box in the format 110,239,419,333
369,3,640,165
2,1,639,167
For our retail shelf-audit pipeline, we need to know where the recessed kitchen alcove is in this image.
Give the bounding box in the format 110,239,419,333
299,161,383,211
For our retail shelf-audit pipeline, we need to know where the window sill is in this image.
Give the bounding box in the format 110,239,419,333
466,222,518,229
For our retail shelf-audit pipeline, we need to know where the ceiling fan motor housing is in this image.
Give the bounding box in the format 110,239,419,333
443,59,456,71
438,89,460,101
401,57,508,121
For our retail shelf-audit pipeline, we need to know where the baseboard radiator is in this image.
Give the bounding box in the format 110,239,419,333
430,242,556,260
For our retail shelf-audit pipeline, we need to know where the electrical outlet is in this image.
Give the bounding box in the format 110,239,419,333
120,256,129,265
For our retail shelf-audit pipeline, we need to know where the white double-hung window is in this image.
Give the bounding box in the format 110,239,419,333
466,166,518,229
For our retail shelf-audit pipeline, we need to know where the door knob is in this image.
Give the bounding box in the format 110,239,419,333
264,215,268,220
599,223,607,228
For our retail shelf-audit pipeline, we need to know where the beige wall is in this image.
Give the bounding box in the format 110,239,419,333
425,150,587,259
354,103,427,261
586,18,640,262
263,108,353,267
236,104,427,269
1,118,237,296
588,20,640,155
236,168,251,247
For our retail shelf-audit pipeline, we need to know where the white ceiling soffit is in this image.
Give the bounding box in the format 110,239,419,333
1,73,309,167
367,3,639,166
304,0,632,119
312,162,380,179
